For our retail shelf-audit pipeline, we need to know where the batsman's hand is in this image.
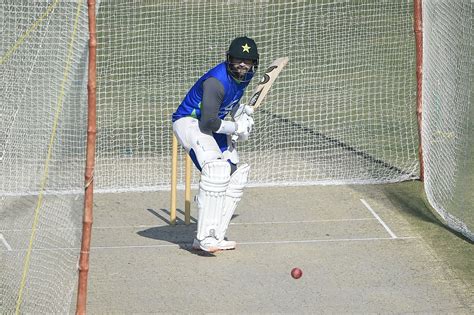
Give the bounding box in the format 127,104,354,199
233,103,254,120
233,112,254,142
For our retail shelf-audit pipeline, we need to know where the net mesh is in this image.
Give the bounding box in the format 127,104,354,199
422,0,473,240
0,0,88,313
94,0,419,192
10,0,472,312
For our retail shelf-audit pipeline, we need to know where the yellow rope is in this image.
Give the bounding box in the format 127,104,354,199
0,0,60,66
15,1,84,313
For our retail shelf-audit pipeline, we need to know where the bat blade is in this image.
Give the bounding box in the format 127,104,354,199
248,57,289,110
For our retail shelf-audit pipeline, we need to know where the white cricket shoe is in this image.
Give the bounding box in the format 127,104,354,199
192,238,236,252
192,237,220,253
216,239,236,250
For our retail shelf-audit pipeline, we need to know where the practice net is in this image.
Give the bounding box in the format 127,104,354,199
94,0,419,192
422,0,473,240
1,0,88,313
11,0,473,313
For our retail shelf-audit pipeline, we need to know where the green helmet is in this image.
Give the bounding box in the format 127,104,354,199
226,36,259,66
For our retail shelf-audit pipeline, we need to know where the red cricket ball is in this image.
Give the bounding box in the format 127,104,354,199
291,267,303,279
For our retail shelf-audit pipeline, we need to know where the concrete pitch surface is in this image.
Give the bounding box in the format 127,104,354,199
84,182,473,314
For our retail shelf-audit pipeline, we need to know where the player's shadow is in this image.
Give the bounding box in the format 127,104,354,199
137,208,239,256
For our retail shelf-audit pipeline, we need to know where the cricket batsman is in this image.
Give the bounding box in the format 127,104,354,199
172,36,259,252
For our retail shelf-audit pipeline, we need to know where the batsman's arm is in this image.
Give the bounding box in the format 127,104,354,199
200,78,237,134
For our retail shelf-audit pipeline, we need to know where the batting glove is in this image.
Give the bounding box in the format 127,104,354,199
233,113,254,142
233,103,254,120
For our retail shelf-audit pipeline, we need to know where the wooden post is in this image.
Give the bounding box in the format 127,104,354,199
170,135,178,225
184,154,192,225
76,0,97,314
414,0,424,181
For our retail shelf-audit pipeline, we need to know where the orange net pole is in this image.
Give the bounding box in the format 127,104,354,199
76,0,97,313
414,0,424,181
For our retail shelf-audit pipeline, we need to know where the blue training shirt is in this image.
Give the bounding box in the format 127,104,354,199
172,62,253,122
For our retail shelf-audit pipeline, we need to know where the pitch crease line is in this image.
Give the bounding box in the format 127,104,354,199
0,218,374,232
90,236,417,249
1,236,419,253
239,236,416,245
90,218,376,229
231,218,375,225
360,199,397,239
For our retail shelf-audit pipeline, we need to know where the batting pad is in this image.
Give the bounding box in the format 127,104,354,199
196,160,231,241
218,163,250,241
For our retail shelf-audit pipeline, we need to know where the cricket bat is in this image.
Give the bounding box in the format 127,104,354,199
231,57,288,142
247,56,289,110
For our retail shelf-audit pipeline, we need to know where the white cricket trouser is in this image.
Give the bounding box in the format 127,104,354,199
172,117,239,169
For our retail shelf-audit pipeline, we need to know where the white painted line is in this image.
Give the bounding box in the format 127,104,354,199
1,236,419,253
360,199,397,239
0,218,376,232
231,218,375,225
87,218,375,229
239,237,416,245
87,236,419,249
0,233,12,251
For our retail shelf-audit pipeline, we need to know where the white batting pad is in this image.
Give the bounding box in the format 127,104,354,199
218,163,250,241
196,160,231,241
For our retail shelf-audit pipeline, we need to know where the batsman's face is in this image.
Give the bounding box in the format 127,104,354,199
230,58,254,77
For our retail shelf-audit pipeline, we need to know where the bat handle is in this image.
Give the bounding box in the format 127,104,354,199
233,104,245,119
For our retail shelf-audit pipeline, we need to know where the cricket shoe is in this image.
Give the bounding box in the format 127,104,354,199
192,238,236,252
192,237,220,253
216,239,236,250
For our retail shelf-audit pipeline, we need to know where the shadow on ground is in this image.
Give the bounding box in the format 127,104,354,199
136,207,238,257
381,181,473,244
